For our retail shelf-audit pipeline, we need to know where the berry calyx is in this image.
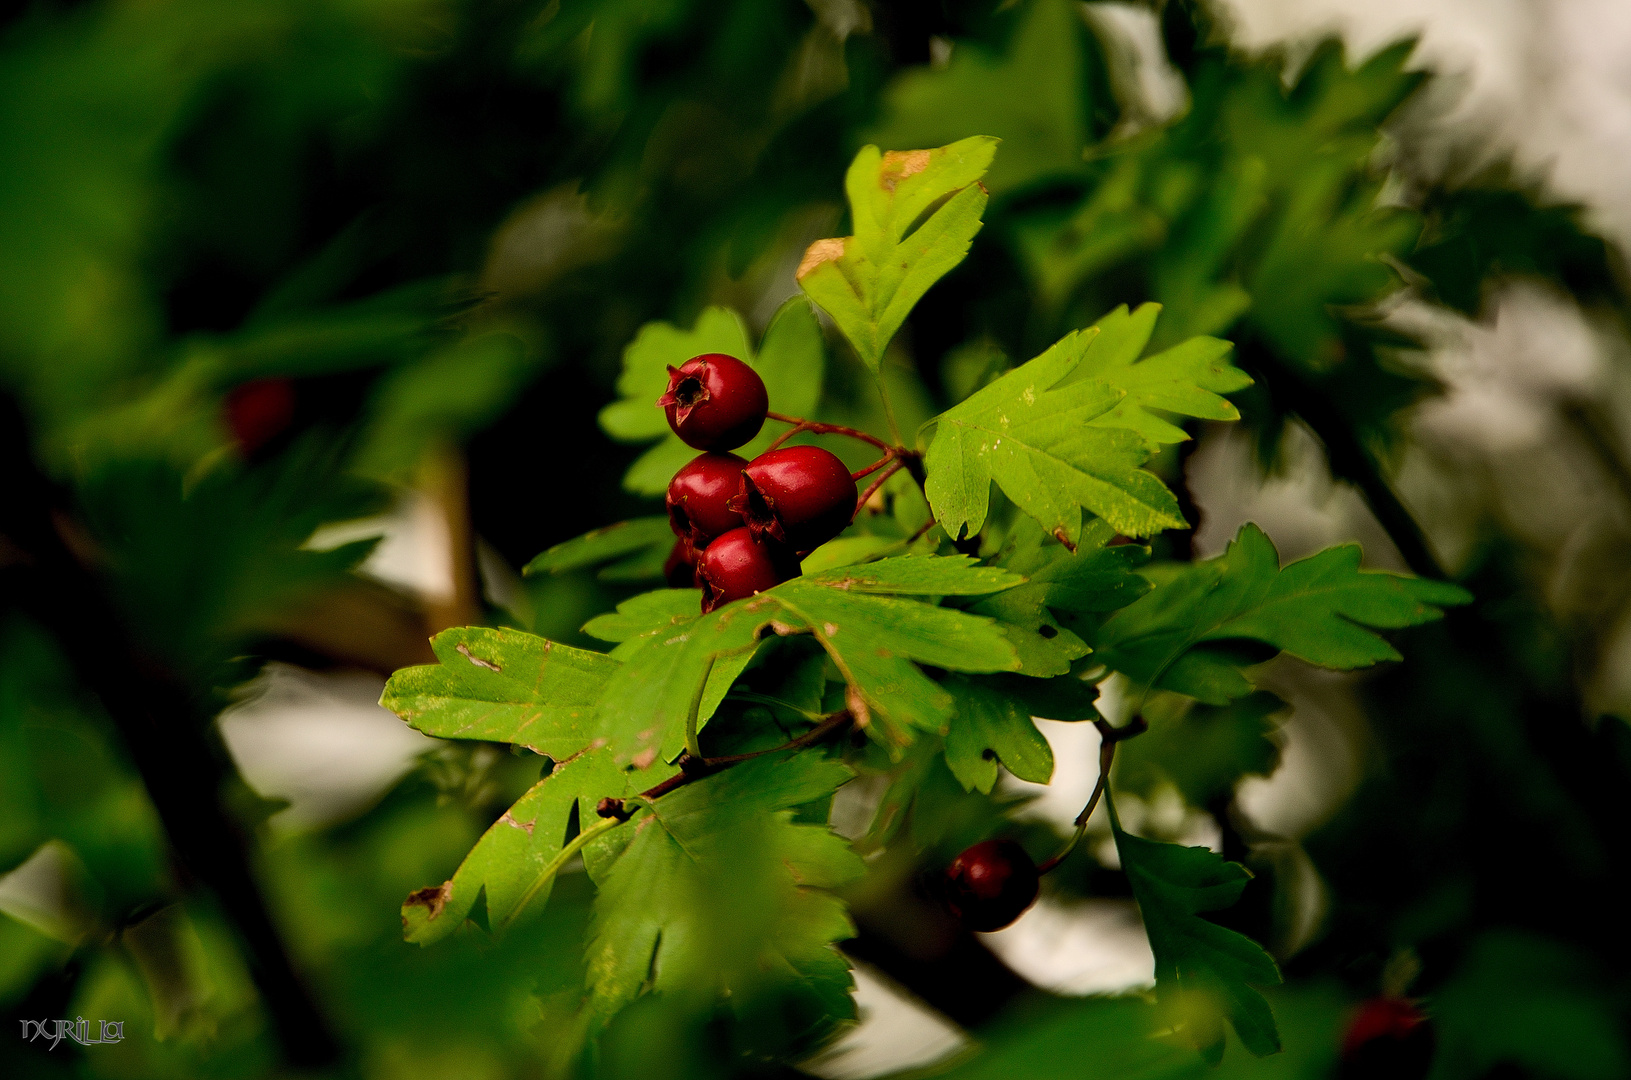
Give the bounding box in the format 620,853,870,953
731,445,856,550
663,537,700,589
1340,998,1433,1080
695,527,799,612
657,353,768,452
224,378,296,457
666,452,748,545
942,839,1039,932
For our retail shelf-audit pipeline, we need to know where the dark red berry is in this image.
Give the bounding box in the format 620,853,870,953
224,378,295,456
656,353,768,452
663,537,700,589
1340,998,1433,1080
731,445,856,550
943,839,1039,932
695,527,799,613
666,452,747,545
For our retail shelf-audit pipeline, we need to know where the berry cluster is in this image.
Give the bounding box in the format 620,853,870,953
658,353,858,612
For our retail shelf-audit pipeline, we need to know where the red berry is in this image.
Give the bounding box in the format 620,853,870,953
656,353,768,452
1340,998,1433,1080
943,839,1039,932
695,527,799,613
731,445,855,550
666,452,747,545
224,378,296,456
663,537,700,589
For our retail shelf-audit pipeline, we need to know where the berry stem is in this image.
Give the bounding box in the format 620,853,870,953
851,453,897,481
853,460,905,519
765,411,895,454
1036,715,1148,875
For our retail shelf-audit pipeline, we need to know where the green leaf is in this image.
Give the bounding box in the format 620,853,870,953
581,589,700,649
1109,791,1282,1059
770,578,1019,747
915,996,1203,1080
1064,304,1252,445
797,137,997,372
590,599,768,767
598,299,825,495
523,517,675,580
587,565,1021,758
582,753,863,1038
401,749,626,945
804,553,1022,595
942,674,1056,793
380,627,616,757
1094,523,1473,703
923,326,1184,543
866,0,1088,197
799,535,903,574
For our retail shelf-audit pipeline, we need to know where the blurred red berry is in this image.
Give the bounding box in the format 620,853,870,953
943,839,1039,932
224,378,295,456
1340,997,1433,1080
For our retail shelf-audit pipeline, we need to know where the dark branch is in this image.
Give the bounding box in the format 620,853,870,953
0,396,341,1068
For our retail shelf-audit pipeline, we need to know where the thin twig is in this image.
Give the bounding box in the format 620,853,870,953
854,461,905,518
1036,716,1148,874
766,411,895,454
851,453,898,481
596,710,855,821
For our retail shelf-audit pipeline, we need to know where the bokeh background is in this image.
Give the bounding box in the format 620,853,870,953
3,0,1630,1077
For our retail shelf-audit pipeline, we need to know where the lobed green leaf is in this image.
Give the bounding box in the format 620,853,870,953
798,137,997,372
380,627,614,757
1109,792,1282,1060
1094,523,1473,702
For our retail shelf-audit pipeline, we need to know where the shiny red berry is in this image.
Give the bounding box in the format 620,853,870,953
695,527,799,613
1340,998,1433,1080
666,452,747,545
731,445,855,550
224,378,296,456
663,537,700,589
943,839,1039,932
656,353,768,452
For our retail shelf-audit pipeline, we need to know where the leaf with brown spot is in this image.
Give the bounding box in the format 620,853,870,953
381,626,615,757
799,136,998,372
402,749,630,945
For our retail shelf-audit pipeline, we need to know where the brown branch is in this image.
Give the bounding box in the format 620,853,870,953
596,710,856,821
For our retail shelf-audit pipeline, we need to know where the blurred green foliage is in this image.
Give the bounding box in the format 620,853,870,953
1,0,1628,1078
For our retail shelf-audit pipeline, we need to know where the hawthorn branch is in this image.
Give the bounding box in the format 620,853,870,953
1036,715,1148,874
853,460,905,518
595,709,855,822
